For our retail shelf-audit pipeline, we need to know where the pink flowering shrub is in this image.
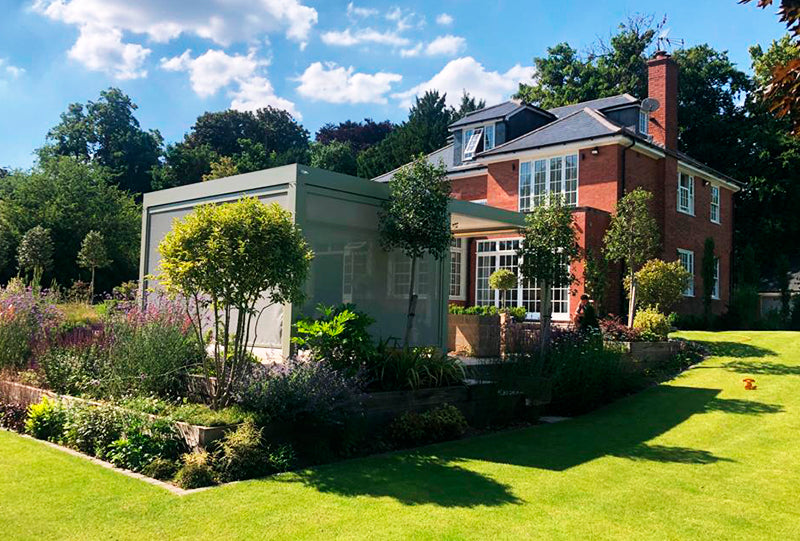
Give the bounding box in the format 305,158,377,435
0,282,62,370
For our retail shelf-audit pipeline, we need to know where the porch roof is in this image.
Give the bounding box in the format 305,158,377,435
449,199,526,237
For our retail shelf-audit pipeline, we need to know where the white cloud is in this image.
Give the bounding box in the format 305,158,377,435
68,24,151,79
400,35,466,58
33,0,318,47
435,13,453,26
162,49,264,97
161,48,299,117
230,76,301,118
392,57,534,109
321,28,410,47
424,35,465,56
0,58,25,79
346,2,377,19
296,61,402,104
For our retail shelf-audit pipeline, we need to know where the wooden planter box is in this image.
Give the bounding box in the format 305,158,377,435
0,380,235,450
448,314,501,357
608,340,681,370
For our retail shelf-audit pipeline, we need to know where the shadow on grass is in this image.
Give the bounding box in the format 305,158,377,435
696,341,777,359
287,454,522,508
612,444,735,464
722,360,800,376
704,398,784,415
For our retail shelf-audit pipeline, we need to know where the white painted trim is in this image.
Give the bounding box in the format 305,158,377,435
678,161,740,193
449,238,468,301
710,185,721,224
677,172,695,216
518,151,579,212
677,248,695,297
447,168,488,180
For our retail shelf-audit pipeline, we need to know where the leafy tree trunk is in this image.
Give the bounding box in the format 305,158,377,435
627,271,637,327
89,265,96,304
540,281,553,351
404,256,418,347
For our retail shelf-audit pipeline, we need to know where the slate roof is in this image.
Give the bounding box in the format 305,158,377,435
479,108,623,157
372,143,486,184
449,101,523,128
548,94,639,118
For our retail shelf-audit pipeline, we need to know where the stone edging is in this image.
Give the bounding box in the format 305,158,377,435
1,428,213,496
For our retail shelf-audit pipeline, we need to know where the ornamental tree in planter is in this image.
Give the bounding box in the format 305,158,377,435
603,188,660,327
489,268,518,309
517,195,579,349
378,155,451,346
159,197,314,408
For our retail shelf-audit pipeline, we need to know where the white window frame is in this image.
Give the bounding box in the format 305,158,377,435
639,110,649,135
712,257,720,300
710,185,720,224
474,238,570,321
518,152,579,212
449,238,467,301
462,124,495,160
677,249,695,297
388,253,430,299
484,124,495,151
678,172,695,215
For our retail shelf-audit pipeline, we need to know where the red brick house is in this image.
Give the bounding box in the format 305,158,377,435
375,52,741,321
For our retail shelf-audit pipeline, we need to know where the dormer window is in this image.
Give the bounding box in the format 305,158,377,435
462,124,495,160
463,128,483,160
639,110,649,135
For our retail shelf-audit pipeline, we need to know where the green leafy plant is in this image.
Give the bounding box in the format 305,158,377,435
603,188,660,326
141,457,180,481
624,259,691,313
378,154,451,346
517,195,580,348
106,416,184,472
632,307,671,342
17,225,54,287
25,397,68,442
174,450,217,489
388,404,468,447
0,401,28,432
292,304,375,375
489,269,518,309
369,345,465,391
159,197,314,408
62,403,125,459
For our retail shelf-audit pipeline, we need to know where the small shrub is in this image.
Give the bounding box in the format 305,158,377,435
238,358,364,428
215,420,266,482
62,403,124,459
141,457,179,481
292,304,375,375
625,259,690,313
175,451,216,489
263,443,296,473
118,395,251,427
106,416,184,472
632,308,671,341
25,397,68,441
0,401,28,432
38,341,110,397
389,404,468,447
448,304,499,317
600,317,641,342
369,345,465,391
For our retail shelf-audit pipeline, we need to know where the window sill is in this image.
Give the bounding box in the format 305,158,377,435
677,208,695,217
710,219,721,225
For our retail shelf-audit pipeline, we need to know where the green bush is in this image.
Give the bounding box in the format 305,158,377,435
39,343,109,398
25,397,68,442
633,308,671,341
215,420,266,482
141,457,180,481
388,404,468,447
625,259,691,313
174,451,216,489
117,396,251,427
62,403,124,459
106,416,184,472
448,304,499,316
292,304,375,375
369,345,465,391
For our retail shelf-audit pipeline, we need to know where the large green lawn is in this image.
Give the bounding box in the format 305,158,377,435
2,331,799,540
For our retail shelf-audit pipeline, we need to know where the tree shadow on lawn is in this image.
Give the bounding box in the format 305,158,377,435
285,386,781,506
722,360,800,376
286,454,522,508
693,341,777,359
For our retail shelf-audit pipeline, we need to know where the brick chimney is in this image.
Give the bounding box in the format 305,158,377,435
647,51,678,149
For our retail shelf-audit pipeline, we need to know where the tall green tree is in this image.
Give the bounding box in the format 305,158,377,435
517,196,580,348
17,225,54,287
42,88,163,195
77,230,112,302
454,91,487,120
357,90,455,178
0,157,140,291
378,155,452,346
315,119,394,152
309,141,358,176
603,188,661,326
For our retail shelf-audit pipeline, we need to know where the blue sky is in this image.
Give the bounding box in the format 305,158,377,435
0,0,788,169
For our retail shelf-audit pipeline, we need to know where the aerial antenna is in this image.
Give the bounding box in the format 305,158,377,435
656,27,685,52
